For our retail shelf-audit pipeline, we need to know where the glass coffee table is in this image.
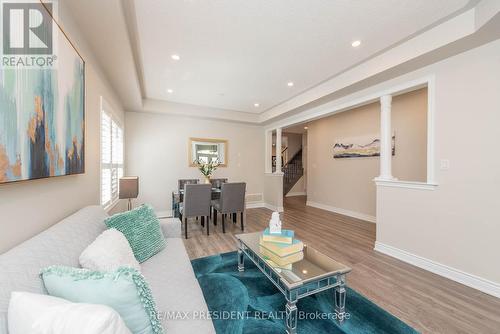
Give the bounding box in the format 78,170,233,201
236,232,351,334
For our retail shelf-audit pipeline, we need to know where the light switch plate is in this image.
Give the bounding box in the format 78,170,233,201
440,159,450,170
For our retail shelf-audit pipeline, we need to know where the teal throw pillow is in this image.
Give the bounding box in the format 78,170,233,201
40,266,163,334
105,204,166,263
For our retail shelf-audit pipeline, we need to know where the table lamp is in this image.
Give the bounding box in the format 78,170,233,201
119,176,139,211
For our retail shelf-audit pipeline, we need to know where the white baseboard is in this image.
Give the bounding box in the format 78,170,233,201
306,201,376,223
374,242,500,299
245,202,283,212
263,203,284,212
245,201,283,212
246,201,265,209
286,191,306,197
156,210,172,218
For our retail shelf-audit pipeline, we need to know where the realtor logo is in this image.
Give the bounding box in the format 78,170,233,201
1,1,57,68
3,2,53,54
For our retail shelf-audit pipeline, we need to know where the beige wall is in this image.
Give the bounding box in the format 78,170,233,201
0,3,125,253
392,89,428,181
125,112,265,214
377,39,500,287
307,88,427,218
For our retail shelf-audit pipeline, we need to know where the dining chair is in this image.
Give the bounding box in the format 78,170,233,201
210,178,228,189
179,184,211,239
212,182,246,233
172,179,199,218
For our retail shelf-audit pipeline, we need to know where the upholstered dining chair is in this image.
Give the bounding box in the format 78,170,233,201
173,179,199,218
179,184,211,239
212,182,246,233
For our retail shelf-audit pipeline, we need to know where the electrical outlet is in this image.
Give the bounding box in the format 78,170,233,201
440,159,450,170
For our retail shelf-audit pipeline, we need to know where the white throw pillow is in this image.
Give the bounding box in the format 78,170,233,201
8,292,132,334
33,303,132,334
8,292,68,334
79,228,140,272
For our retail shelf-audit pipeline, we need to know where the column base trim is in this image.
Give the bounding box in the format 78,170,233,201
374,178,438,190
246,202,265,209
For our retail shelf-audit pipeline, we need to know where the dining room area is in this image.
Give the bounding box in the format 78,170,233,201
169,137,249,240
171,177,246,239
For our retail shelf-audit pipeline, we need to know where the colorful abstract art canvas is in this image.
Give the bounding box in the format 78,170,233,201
0,4,85,184
333,134,395,158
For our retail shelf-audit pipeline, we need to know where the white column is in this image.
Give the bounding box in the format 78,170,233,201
275,128,282,174
265,130,273,173
379,95,394,180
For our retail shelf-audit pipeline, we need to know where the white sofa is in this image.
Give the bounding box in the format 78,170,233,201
0,206,215,334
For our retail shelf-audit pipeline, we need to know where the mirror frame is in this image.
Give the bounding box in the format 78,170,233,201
188,137,228,167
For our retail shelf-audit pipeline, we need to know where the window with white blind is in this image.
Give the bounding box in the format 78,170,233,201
101,101,124,208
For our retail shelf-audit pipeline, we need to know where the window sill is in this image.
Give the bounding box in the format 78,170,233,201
374,178,438,190
103,199,121,213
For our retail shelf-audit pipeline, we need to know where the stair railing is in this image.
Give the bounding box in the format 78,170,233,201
272,147,289,173
283,149,303,185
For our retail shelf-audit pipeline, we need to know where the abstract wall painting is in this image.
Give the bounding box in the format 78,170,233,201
0,5,85,184
333,134,395,158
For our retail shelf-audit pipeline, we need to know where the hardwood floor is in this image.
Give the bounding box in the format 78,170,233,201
182,196,500,334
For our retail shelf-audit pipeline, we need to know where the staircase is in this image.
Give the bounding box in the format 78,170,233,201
282,149,303,195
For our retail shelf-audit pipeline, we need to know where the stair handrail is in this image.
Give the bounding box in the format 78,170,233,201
283,148,303,169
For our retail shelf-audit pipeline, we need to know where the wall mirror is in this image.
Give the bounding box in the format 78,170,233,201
189,138,228,167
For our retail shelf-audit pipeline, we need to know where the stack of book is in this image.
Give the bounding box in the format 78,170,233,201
259,228,304,270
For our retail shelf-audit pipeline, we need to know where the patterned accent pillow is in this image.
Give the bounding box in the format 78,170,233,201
40,266,163,334
104,205,166,263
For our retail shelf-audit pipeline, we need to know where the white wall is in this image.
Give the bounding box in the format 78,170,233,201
263,174,284,212
376,39,500,293
0,3,125,253
125,112,265,215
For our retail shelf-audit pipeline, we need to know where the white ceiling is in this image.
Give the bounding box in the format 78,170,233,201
134,0,470,113
284,123,308,134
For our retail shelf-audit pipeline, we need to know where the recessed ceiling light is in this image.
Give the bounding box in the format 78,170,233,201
167,89,173,94
351,40,361,48
171,54,180,60
287,82,294,87
254,103,260,107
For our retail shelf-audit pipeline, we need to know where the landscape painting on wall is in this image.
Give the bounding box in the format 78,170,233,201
0,5,85,184
333,134,395,158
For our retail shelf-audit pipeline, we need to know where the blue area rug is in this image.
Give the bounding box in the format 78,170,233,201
191,251,419,334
